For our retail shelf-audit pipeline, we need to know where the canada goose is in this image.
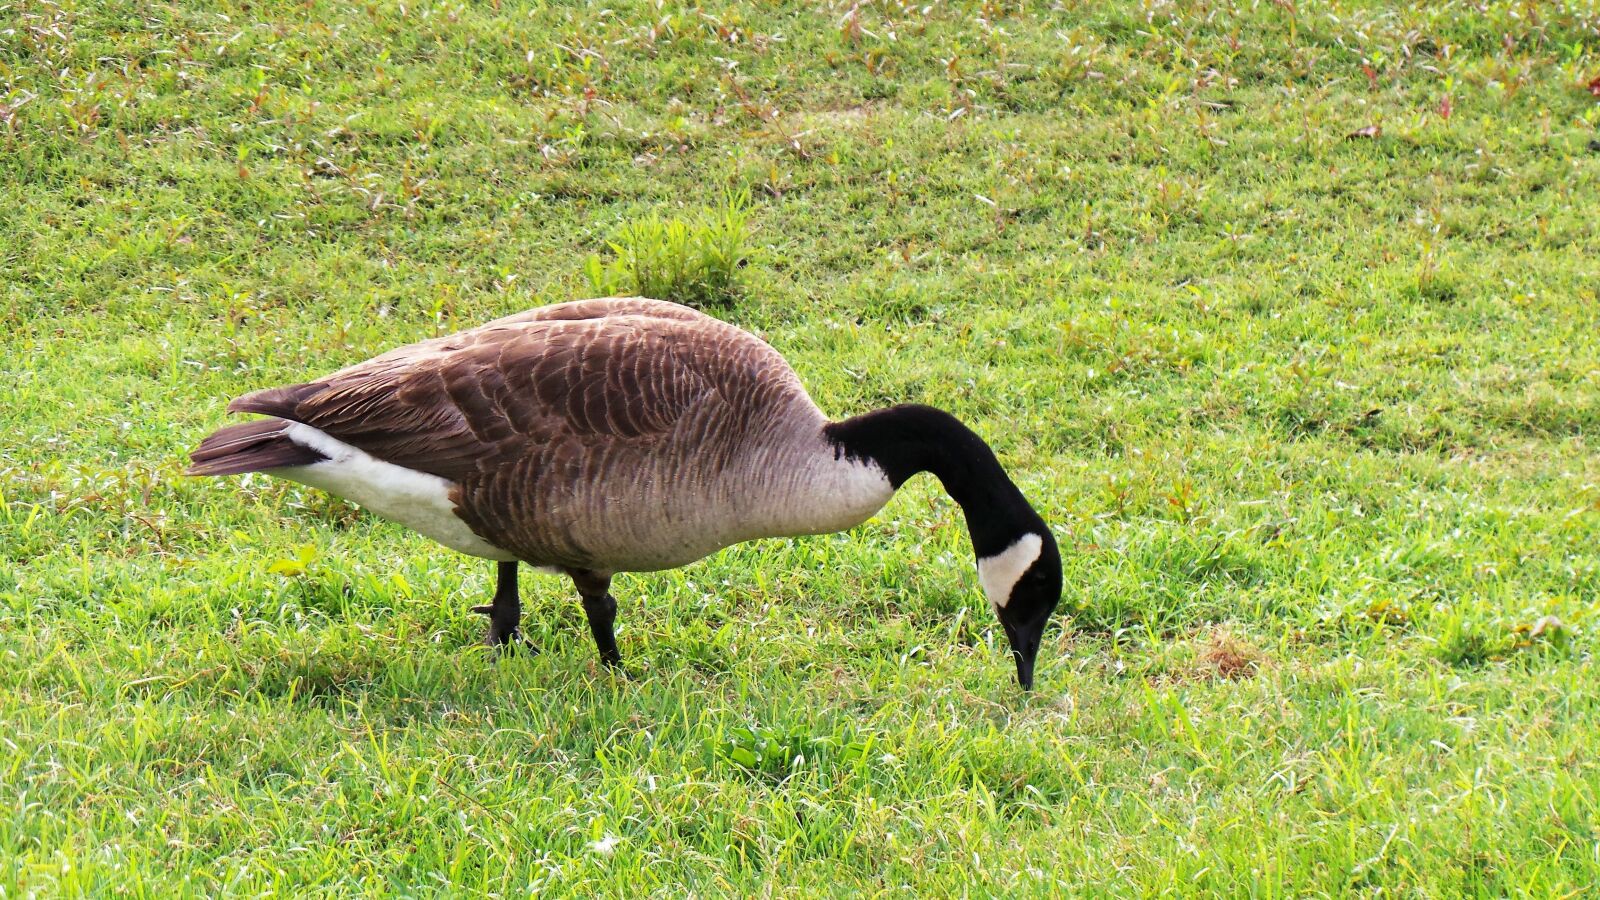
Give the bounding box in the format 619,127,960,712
189,298,1062,688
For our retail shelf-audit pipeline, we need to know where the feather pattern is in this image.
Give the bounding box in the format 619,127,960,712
204,298,893,572
187,419,327,475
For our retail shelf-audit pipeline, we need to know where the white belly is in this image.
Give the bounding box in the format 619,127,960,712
272,422,516,561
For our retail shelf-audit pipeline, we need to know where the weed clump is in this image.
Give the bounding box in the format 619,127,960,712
585,187,753,309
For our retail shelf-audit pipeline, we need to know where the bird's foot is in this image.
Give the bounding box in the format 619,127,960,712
594,649,629,678
472,605,536,653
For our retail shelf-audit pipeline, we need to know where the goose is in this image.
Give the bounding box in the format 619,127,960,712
188,297,1062,688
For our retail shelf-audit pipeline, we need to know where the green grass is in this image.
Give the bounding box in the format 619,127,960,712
4,0,1600,894
584,186,753,308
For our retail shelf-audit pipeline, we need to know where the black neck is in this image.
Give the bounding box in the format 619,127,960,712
824,404,1041,558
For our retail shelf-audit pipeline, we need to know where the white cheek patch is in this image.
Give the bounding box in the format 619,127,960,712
977,533,1044,610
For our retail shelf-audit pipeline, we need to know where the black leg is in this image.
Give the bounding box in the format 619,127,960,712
472,561,524,648
582,592,622,668
569,569,623,668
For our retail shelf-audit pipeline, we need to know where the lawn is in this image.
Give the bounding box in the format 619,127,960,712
4,0,1600,894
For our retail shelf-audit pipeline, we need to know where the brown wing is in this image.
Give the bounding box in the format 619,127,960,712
227,298,802,483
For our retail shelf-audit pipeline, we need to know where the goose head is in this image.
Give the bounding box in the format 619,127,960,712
977,528,1062,691
826,404,1063,690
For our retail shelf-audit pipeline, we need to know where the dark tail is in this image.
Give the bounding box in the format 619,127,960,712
187,418,327,476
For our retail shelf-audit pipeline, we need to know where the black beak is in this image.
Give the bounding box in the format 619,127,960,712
1005,620,1044,691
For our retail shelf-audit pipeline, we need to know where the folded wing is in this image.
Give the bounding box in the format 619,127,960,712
228,307,723,483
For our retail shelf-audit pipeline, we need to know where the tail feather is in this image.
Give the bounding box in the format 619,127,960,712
227,382,319,420
187,418,327,476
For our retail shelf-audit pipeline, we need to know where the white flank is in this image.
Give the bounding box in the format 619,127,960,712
274,421,516,561
977,533,1044,610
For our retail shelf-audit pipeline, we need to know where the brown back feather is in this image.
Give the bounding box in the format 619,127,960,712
224,298,810,485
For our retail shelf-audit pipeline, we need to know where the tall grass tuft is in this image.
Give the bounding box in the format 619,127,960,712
584,187,753,309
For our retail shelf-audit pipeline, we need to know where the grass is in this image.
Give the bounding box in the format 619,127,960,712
585,186,753,308
3,0,1600,894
